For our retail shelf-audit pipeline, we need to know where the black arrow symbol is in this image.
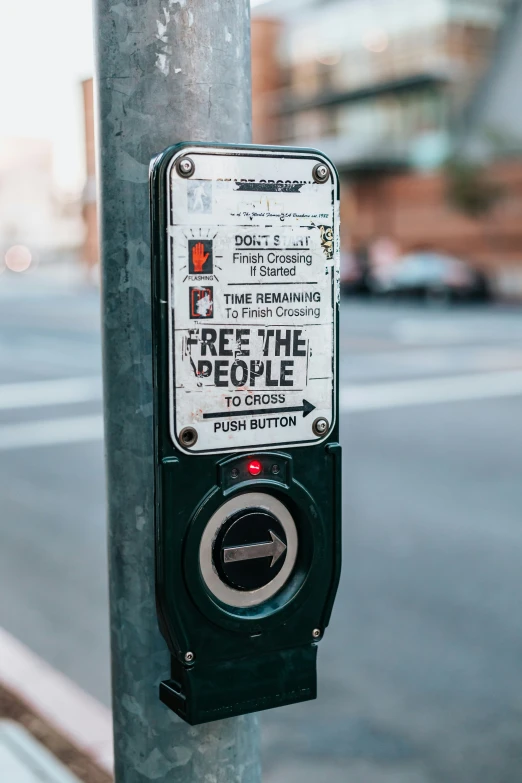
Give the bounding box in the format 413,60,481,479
203,399,316,420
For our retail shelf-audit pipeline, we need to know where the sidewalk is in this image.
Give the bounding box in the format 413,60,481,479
0,629,112,783
0,719,97,783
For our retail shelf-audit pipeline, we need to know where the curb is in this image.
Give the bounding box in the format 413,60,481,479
0,627,113,774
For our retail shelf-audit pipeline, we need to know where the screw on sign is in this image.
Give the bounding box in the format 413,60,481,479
312,162,330,183
177,156,195,177
312,417,329,437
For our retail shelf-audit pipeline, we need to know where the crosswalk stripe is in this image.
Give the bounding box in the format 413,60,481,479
0,415,104,451
0,376,102,411
0,370,521,450
340,370,522,412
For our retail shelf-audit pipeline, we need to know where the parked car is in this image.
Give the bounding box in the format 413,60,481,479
340,248,372,294
371,251,490,302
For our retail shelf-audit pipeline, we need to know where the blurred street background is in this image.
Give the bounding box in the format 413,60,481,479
1,270,522,782
1,0,522,781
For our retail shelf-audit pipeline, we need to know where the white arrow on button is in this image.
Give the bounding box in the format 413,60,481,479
223,530,287,568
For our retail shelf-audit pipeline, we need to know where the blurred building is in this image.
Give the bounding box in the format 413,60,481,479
81,16,284,270
462,0,522,158
82,1,522,296
252,17,283,144
252,0,522,296
0,137,83,267
255,0,505,157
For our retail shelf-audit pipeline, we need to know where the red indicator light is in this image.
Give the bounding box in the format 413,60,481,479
248,460,262,476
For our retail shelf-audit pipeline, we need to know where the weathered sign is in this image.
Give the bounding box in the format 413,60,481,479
167,148,339,453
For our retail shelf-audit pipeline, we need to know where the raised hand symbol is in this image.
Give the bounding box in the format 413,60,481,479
192,242,210,273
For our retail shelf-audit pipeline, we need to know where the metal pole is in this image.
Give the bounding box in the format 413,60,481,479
93,2,259,781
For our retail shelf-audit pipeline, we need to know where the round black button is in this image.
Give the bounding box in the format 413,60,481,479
213,508,288,591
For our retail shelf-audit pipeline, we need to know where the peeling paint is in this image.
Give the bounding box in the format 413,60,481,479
156,52,170,75
121,694,147,722
117,150,149,183
171,746,193,766
135,747,176,778
334,199,341,304
135,505,147,531
156,15,169,41
156,5,175,75
224,26,232,42
137,402,154,419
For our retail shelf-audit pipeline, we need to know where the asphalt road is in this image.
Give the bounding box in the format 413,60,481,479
1,269,522,783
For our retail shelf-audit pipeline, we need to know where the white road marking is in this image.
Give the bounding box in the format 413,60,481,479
341,370,522,412
0,376,102,411
393,318,522,345
0,371,521,451
0,415,104,451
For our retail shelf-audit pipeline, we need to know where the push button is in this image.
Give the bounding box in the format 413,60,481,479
213,509,287,591
199,492,298,608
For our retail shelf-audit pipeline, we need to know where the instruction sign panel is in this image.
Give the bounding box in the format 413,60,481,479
168,147,339,454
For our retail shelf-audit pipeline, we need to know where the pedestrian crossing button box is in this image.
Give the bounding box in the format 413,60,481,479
150,142,342,725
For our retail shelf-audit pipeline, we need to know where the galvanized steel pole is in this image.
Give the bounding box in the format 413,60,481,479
93,2,259,781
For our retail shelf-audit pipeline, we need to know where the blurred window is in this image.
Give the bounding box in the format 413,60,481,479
333,88,446,145
282,0,506,95
292,108,330,141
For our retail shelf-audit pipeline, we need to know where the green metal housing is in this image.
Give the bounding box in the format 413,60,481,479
150,142,342,725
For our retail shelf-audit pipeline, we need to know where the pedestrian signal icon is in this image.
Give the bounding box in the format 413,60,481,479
189,286,214,319
187,180,212,214
189,240,213,275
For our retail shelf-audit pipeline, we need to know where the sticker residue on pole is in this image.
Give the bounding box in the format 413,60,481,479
167,148,339,454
